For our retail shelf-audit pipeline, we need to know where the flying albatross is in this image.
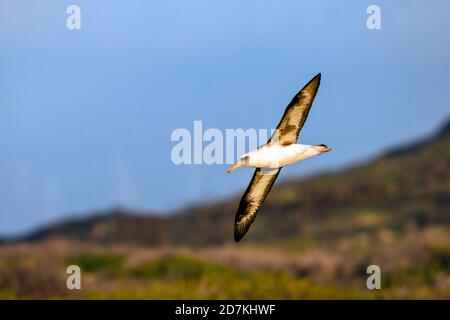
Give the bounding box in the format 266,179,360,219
228,73,331,242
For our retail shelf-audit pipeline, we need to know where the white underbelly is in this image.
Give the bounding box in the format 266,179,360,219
243,144,314,168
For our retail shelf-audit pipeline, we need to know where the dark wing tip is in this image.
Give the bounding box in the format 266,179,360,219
234,211,256,242
293,73,321,99
234,222,247,242
307,73,321,87
297,73,321,100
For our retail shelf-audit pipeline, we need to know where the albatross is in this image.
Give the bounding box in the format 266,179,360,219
228,73,331,242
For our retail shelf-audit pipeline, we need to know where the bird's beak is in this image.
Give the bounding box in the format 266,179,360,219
227,162,242,173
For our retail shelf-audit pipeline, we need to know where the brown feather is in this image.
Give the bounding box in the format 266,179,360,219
234,168,281,242
267,73,321,146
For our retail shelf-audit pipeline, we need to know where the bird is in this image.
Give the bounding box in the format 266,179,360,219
227,73,331,242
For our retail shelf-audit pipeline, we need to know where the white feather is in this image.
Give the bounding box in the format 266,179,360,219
244,144,321,168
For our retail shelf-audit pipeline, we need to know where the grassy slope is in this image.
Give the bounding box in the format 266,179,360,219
166,119,450,244
1,120,449,299
18,120,450,246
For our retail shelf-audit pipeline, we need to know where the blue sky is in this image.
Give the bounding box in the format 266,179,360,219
1,1,449,235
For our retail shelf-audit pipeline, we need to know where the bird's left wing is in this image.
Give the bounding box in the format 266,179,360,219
234,168,281,242
267,73,321,146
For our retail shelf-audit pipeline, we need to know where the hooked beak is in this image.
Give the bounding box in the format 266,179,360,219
227,162,243,173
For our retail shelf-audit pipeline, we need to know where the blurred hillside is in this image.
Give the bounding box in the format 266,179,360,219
0,119,449,299
16,118,450,246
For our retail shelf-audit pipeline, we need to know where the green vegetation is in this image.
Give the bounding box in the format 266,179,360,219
66,253,124,273
0,120,448,299
88,255,367,299
130,255,242,280
1,230,449,299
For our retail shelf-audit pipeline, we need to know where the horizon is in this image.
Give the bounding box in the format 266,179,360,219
1,1,450,235
2,117,448,239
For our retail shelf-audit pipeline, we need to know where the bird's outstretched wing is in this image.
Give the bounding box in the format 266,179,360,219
267,73,321,146
234,168,281,242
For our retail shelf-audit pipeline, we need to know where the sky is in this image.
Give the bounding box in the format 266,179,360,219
0,1,449,235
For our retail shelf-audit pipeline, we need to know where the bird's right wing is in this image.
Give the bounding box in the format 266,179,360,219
234,168,281,242
267,73,321,146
